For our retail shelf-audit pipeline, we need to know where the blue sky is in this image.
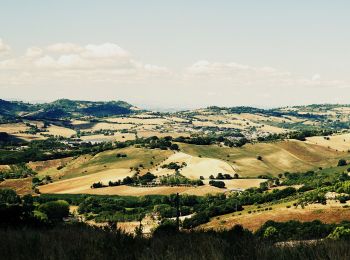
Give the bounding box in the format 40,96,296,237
1,1,350,108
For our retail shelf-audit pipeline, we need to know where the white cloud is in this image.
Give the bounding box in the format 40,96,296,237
83,43,129,58
0,38,11,54
312,73,321,81
34,55,55,67
47,43,83,53
0,41,170,89
25,47,43,58
0,38,348,108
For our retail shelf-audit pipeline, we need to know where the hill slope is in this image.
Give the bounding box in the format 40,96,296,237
0,99,135,120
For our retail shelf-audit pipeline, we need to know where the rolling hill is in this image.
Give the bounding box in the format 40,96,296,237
0,99,135,121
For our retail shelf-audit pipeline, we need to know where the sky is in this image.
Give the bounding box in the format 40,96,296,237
1,0,350,109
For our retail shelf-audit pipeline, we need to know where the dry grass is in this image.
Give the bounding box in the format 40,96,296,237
200,201,350,232
27,157,74,177
153,152,236,179
306,133,350,152
46,125,76,138
0,123,28,134
86,122,135,131
0,178,34,195
42,183,225,196
203,179,266,189
180,140,347,177
39,168,131,194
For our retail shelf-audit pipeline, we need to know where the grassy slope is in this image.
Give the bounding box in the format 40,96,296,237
39,147,173,180
200,199,350,232
179,139,349,177
0,177,33,195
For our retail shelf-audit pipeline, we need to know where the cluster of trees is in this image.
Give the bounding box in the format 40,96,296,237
174,135,249,148
0,137,116,164
92,172,158,189
116,136,179,151
77,193,201,222
209,172,236,180
209,180,226,188
0,189,69,225
159,173,204,186
256,220,350,242
283,167,350,189
0,163,37,181
161,162,187,171
257,129,336,142
93,172,204,188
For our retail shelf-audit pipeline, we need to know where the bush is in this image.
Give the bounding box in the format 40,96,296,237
182,212,210,229
338,159,347,167
328,226,350,240
209,180,226,188
38,200,69,221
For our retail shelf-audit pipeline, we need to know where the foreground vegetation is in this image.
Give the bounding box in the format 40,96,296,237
1,184,350,259
1,221,350,259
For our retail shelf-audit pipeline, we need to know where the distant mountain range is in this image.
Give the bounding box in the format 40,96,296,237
0,99,135,120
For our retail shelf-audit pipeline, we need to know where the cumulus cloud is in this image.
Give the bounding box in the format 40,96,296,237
0,38,11,55
25,47,43,58
185,60,342,89
0,40,171,89
0,38,348,108
47,42,83,53
312,73,321,81
83,43,129,58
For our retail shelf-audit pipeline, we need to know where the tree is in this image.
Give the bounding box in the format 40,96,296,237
328,226,350,240
263,226,278,240
0,189,21,204
170,143,179,151
216,173,224,179
209,180,225,188
338,159,347,167
139,172,156,184
38,200,69,221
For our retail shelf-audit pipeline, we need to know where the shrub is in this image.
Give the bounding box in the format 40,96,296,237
328,226,350,240
338,159,347,167
209,180,225,188
38,200,69,221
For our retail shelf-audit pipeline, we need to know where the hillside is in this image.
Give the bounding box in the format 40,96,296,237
179,139,348,177
32,136,350,196
0,99,135,121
